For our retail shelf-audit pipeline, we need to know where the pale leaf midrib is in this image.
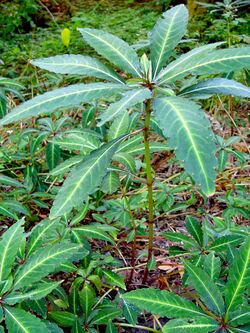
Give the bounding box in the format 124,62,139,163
5,308,29,333
181,84,250,95
83,30,142,77
163,99,210,191
14,245,79,287
35,61,124,84
153,8,180,78
159,54,250,84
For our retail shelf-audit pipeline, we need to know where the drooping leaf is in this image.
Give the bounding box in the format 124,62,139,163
150,5,188,77
162,317,219,333
46,142,61,171
0,174,24,188
184,261,225,315
98,88,151,126
185,216,203,246
4,281,62,305
122,288,206,318
50,136,125,218
153,97,217,195
179,78,250,98
5,306,50,333
79,283,96,318
14,242,86,290
228,306,250,326
0,83,127,126
225,238,250,319
157,46,250,85
0,219,24,282
121,300,139,325
31,55,125,84
78,28,142,77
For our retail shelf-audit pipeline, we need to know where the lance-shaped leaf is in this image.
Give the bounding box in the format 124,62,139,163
0,219,24,282
98,88,151,126
4,280,62,305
228,306,250,326
51,132,100,152
50,136,126,218
46,142,60,171
72,225,114,244
225,238,250,319
204,253,221,282
79,283,96,318
0,83,127,126
122,288,206,318
5,306,50,333
0,174,25,188
208,235,243,252
150,5,188,77
31,55,125,84
50,156,84,176
184,261,225,315
185,216,203,246
78,28,142,77
13,242,86,290
101,171,121,194
163,317,219,333
179,78,250,98
108,110,129,141
157,46,250,85
162,232,197,249
153,97,217,195
26,218,61,256
102,269,126,290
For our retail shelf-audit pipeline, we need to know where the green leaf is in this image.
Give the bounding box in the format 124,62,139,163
233,325,250,333
0,204,18,220
184,261,225,315
91,308,122,325
153,97,217,195
162,317,219,333
72,226,114,244
50,156,83,176
162,232,197,249
31,55,125,84
14,242,86,290
185,216,203,246
122,288,206,318
0,174,24,188
101,172,121,194
113,152,136,173
179,78,250,98
150,5,188,77
209,235,243,252
26,218,60,256
78,28,142,77
79,283,96,318
108,110,129,141
46,142,60,171
204,253,221,281
5,306,50,333
121,300,139,325
225,238,250,319
0,97,7,119
50,136,125,218
71,320,86,333
157,46,250,85
0,219,24,282
4,280,62,305
98,88,151,126
102,270,126,290
105,321,118,333
52,132,100,153
228,306,250,326
48,311,76,327
0,83,127,126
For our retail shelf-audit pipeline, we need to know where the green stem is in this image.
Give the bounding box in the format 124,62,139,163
142,99,154,283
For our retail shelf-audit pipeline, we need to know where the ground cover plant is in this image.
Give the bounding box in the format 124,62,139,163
0,1,249,332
